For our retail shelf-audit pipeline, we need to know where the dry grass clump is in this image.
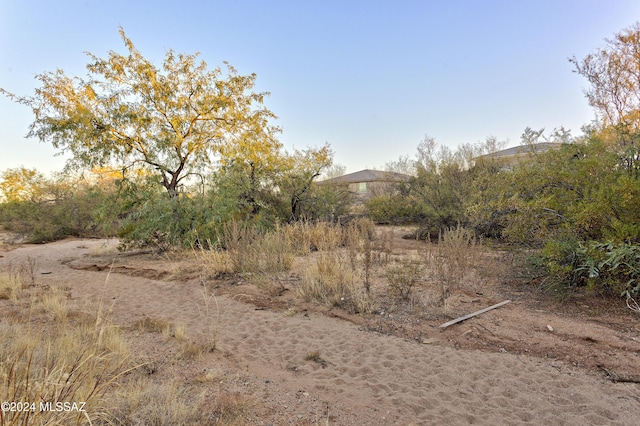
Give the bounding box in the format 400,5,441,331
132,316,173,334
106,379,208,425
294,219,388,314
297,252,375,314
178,341,207,360
201,221,346,293
199,248,234,277
0,272,245,425
0,286,131,425
283,221,343,254
208,392,254,425
39,286,71,322
424,225,481,312
0,271,22,300
217,221,294,276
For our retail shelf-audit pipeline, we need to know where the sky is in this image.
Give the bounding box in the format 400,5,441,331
1,0,640,174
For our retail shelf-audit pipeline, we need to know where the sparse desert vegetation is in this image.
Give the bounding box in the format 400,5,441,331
0,268,257,425
1,21,640,425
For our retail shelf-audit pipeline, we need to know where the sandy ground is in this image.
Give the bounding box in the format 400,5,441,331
1,237,640,425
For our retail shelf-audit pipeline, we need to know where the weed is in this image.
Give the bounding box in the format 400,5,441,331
305,350,322,362
425,225,480,314
0,289,132,425
0,272,22,300
297,251,375,314
107,379,208,425
385,258,424,300
132,316,172,334
197,289,219,354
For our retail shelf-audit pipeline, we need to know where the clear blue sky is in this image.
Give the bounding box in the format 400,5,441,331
1,0,639,174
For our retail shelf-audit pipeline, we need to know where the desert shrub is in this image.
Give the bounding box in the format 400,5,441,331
365,194,423,225
0,187,107,243
0,168,116,242
117,190,223,251
539,238,640,299
423,225,480,309
385,259,424,300
579,242,640,297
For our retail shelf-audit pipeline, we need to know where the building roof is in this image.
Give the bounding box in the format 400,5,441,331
475,142,563,160
317,169,412,185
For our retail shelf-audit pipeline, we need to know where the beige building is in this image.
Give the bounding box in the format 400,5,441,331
473,142,564,169
317,169,411,201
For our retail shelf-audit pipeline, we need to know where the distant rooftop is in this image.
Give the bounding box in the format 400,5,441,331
476,142,563,160
317,169,411,185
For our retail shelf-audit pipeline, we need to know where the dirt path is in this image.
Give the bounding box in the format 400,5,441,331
2,238,640,425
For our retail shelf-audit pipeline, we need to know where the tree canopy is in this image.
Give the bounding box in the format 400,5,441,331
1,28,279,196
571,22,640,173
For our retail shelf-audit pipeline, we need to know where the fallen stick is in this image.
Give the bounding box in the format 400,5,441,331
439,300,511,329
598,365,640,384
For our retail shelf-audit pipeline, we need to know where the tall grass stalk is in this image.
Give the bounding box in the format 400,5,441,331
425,225,480,314
0,278,132,425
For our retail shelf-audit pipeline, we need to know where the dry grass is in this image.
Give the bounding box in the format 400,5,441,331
0,268,249,425
208,221,295,276
0,271,22,300
294,219,393,315
39,286,71,322
196,289,220,354
209,392,254,425
283,221,343,254
106,379,208,425
199,248,234,277
297,251,375,314
423,225,482,313
132,316,172,334
385,257,424,301
0,279,131,425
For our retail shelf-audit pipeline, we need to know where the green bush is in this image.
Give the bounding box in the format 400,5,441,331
0,187,107,243
365,194,422,224
117,192,222,250
539,237,640,298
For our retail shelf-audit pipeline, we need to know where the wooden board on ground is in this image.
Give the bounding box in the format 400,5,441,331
440,300,511,329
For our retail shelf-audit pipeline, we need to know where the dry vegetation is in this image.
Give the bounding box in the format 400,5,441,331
0,269,252,425
4,219,636,425
197,219,496,322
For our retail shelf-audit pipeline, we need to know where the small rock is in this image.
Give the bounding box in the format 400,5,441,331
546,325,554,332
